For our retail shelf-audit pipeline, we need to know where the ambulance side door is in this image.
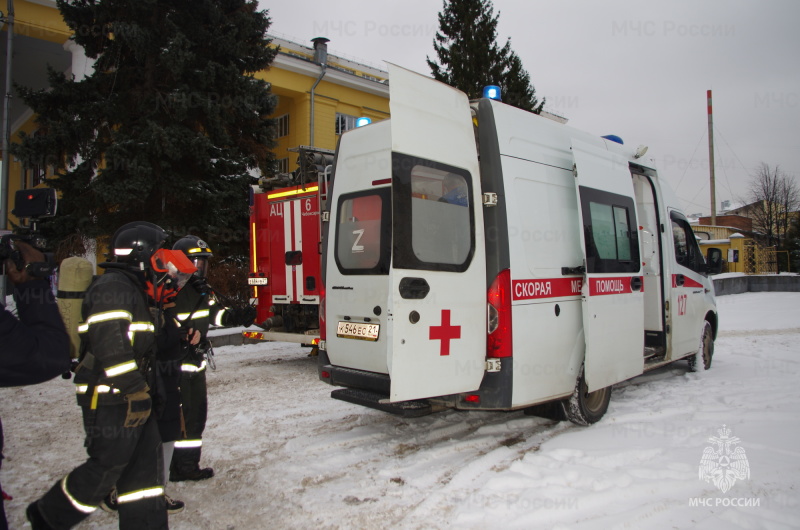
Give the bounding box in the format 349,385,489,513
387,64,487,402
572,140,644,391
668,210,706,357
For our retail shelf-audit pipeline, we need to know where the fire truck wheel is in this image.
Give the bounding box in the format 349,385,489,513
562,366,611,426
688,320,714,372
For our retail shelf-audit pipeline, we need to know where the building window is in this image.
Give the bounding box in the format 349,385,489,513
335,113,357,136
275,157,289,174
22,161,50,188
276,114,289,138
20,130,54,188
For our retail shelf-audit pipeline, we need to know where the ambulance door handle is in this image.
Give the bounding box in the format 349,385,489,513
630,276,643,291
675,274,685,287
399,277,430,299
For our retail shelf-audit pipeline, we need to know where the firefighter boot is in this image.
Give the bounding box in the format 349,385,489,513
170,447,214,481
169,466,214,482
26,501,55,530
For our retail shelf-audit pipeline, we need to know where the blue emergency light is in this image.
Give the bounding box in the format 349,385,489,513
355,117,372,127
601,134,624,145
483,85,502,101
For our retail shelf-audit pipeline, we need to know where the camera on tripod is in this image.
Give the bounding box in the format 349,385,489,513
0,188,58,278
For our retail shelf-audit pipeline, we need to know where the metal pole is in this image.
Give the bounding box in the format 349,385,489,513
1,0,15,303
707,89,716,225
309,37,328,148
309,66,325,148
2,0,15,231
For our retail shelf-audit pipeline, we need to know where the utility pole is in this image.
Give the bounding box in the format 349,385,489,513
707,89,716,225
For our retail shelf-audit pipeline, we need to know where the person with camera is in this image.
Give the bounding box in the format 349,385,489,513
26,222,196,530
1,240,70,530
168,236,255,482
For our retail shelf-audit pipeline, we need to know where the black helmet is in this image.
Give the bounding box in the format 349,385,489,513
173,235,213,259
110,221,169,269
173,235,213,277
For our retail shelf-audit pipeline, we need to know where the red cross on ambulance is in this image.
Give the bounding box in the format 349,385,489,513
429,309,461,356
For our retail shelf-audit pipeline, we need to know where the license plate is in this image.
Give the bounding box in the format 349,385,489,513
337,321,380,341
248,277,269,286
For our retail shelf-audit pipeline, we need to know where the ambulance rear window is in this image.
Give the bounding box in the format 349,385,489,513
334,189,391,274
392,153,475,272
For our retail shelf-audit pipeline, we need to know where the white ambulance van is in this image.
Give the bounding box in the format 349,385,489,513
317,65,720,424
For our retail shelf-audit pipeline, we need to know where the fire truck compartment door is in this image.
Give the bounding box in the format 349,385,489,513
386,63,487,402
270,192,319,304
572,139,644,392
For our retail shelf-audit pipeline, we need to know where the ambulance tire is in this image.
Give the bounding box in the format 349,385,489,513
561,366,611,426
687,320,714,372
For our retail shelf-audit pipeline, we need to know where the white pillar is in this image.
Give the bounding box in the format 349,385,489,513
63,40,95,81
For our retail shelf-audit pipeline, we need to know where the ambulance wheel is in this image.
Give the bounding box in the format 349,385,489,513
688,320,714,372
562,366,611,426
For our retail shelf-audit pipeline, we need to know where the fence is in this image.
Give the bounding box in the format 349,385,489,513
742,241,791,274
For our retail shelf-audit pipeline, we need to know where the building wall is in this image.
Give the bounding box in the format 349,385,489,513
2,0,71,227
259,64,389,173
9,0,69,44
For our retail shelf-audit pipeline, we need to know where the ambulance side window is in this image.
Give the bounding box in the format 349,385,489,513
392,153,474,272
580,187,640,273
334,189,391,275
671,212,705,273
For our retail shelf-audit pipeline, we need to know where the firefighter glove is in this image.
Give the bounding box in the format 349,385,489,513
123,386,152,428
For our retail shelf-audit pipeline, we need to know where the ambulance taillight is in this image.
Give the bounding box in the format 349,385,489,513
487,268,513,358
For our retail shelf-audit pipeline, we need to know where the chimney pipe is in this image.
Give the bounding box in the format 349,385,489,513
311,37,329,66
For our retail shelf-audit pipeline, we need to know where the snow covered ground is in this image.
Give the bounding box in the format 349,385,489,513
2,292,799,529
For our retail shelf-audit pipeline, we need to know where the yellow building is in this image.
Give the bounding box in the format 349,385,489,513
1,1,389,228
265,36,389,175
1,0,72,229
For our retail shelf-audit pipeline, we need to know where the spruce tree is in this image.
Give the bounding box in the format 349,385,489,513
427,0,544,113
12,0,277,257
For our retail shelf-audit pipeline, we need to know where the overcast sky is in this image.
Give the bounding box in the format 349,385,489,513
260,0,800,215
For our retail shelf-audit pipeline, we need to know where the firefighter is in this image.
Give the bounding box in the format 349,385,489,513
169,236,255,482
26,222,196,530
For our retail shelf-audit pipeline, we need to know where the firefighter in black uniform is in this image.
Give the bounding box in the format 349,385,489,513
1,241,70,530
26,222,196,530
169,236,255,482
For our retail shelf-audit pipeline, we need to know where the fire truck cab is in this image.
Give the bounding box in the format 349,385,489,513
318,65,719,424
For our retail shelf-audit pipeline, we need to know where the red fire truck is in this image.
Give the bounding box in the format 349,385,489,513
243,146,334,348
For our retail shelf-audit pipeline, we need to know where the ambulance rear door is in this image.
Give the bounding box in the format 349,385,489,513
387,64,487,402
571,139,644,391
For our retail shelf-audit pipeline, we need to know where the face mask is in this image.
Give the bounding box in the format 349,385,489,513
150,249,197,291
192,257,209,279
